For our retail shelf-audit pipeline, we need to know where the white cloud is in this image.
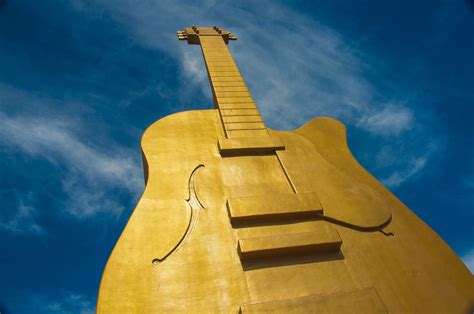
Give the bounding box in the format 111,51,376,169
358,104,414,136
461,248,474,274
180,45,209,87
0,113,141,191
61,174,128,218
0,111,142,218
378,139,440,188
381,155,428,188
0,195,44,235
375,145,398,168
20,292,94,314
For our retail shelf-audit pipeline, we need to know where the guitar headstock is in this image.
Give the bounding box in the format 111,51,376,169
177,26,237,45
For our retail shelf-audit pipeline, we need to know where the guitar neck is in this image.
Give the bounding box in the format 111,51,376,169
199,36,269,139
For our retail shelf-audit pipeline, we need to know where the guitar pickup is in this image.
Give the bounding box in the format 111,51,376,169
237,226,342,261
218,136,285,156
227,192,323,225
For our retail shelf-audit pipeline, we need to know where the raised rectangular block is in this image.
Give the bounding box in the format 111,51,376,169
203,51,231,56
216,97,254,103
206,61,237,67
218,103,256,109
222,115,262,123
239,287,387,313
203,49,231,54
207,66,239,72
204,56,234,61
213,86,248,92
215,91,251,98
210,71,242,78
218,136,284,156
237,227,342,261
227,192,323,224
226,129,270,138
220,109,260,116
210,76,244,82
225,122,266,131
213,82,247,87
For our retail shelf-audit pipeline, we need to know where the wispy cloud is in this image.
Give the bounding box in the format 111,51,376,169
0,95,142,219
381,155,428,188
46,293,94,314
18,291,94,314
0,114,140,188
358,104,414,136
375,139,440,188
0,193,43,235
461,248,474,273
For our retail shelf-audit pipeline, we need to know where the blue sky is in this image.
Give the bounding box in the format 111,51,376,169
0,0,473,313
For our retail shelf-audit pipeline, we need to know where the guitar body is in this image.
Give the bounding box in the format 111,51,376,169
97,109,473,313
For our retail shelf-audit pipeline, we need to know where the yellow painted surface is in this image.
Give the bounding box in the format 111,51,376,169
218,136,284,156
227,192,322,224
237,228,342,260
218,103,257,110
220,109,260,116
97,27,473,313
240,287,387,313
214,86,249,92
224,121,263,128
222,115,262,123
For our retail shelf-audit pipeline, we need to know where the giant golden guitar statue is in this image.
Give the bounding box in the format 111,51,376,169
97,27,473,313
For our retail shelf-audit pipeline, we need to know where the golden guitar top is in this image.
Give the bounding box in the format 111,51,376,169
97,26,473,313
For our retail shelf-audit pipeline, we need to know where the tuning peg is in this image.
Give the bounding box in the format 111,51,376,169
177,30,187,40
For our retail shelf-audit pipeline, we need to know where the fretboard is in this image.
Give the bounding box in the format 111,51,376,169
199,36,269,139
